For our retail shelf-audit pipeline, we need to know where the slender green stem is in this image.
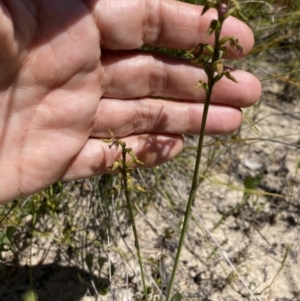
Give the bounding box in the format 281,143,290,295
121,151,148,301
165,19,223,301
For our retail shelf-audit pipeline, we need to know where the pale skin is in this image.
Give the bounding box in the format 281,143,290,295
0,0,261,204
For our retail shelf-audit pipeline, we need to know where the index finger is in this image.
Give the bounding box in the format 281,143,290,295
89,0,254,56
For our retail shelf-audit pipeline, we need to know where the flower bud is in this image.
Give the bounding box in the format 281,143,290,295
218,2,228,17
214,60,224,76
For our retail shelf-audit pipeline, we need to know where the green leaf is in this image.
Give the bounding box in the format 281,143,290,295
78,273,89,286
98,257,107,272
170,292,183,301
100,288,108,296
6,226,17,240
22,290,39,301
110,263,116,277
85,253,93,271
244,175,263,190
0,233,8,245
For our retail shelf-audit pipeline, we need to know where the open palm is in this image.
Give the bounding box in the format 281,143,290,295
0,0,261,203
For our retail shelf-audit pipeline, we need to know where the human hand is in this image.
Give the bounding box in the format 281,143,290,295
0,0,261,204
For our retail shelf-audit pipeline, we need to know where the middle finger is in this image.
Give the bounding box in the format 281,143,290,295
101,50,261,108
